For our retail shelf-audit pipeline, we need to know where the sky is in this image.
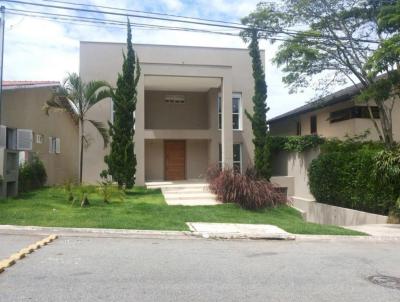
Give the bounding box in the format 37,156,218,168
4,0,317,118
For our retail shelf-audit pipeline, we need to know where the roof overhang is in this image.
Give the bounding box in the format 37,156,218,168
144,75,221,92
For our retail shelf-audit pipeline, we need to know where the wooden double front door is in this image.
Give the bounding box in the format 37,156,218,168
164,140,186,181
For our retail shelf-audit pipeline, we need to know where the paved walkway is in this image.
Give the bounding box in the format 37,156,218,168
146,181,220,206
187,222,295,240
345,224,400,237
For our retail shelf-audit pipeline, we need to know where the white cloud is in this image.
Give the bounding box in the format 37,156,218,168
4,0,315,117
159,0,183,12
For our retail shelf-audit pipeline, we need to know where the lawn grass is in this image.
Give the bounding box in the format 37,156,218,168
0,187,364,235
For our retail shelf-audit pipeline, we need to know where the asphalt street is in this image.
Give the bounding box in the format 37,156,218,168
0,235,399,302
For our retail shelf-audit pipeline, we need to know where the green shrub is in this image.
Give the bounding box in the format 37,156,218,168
268,135,325,153
18,156,47,193
374,148,400,220
309,148,396,215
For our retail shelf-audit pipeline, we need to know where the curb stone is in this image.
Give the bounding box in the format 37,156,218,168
1,224,400,242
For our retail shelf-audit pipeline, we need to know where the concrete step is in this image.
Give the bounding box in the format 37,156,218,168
166,199,221,206
162,187,211,193
163,192,216,200
146,183,209,190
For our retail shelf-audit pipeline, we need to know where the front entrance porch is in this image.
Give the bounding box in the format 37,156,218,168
146,180,220,206
145,139,210,182
134,64,235,186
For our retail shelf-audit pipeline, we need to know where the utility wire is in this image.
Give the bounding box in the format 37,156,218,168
41,0,244,26
7,9,378,50
3,0,381,43
6,9,243,36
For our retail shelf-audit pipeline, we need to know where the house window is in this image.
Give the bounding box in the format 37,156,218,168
6,128,17,150
296,121,302,136
218,143,242,173
310,116,317,134
218,93,242,130
233,144,242,173
49,137,61,154
329,106,380,123
36,134,44,144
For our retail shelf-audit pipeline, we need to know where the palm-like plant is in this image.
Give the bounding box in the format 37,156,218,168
44,73,111,184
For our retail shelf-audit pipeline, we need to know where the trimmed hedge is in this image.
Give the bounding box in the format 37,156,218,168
308,146,397,215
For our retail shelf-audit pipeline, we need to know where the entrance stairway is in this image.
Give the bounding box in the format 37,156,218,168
145,181,220,206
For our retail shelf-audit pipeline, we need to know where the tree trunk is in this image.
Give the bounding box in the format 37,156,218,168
366,105,384,142
79,119,84,184
376,101,394,148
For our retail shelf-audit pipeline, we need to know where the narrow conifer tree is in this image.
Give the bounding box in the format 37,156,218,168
245,30,271,180
105,20,140,188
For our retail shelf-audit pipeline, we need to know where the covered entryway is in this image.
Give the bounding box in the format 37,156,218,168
165,140,186,181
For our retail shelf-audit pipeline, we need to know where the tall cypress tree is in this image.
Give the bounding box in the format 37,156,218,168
104,19,140,188
245,30,271,180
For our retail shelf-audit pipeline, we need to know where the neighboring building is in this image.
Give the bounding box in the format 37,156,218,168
2,81,79,186
80,42,262,186
268,85,400,141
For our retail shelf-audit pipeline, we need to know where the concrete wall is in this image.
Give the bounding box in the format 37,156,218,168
145,140,164,181
272,149,319,200
3,87,79,185
186,140,209,179
80,43,259,184
292,197,388,226
145,91,208,129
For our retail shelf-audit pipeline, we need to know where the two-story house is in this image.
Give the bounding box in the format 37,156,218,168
80,43,261,186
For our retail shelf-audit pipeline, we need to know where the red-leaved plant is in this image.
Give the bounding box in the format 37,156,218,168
206,164,287,210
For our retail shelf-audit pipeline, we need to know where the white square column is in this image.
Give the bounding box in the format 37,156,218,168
221,75,233,168
135,76,145,186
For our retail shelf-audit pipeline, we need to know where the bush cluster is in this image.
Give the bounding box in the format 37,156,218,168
268,135,325,153
206,165,287,210
18,156,47,193
308,144,397,215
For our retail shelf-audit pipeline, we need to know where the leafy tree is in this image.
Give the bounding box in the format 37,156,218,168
104,20,140,189
243,29,271,179
242,0,400,147
44,73,110,184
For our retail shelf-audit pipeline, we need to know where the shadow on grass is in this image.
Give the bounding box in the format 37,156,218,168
125,188,162,196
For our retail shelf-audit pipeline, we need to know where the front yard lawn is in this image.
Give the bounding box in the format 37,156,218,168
0,187,364,235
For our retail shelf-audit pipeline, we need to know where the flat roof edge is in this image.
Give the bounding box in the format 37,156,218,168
79,41,265,52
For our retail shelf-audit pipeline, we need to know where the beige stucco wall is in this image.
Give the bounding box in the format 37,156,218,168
186,140,209,179
145,91,208,129
80,43,259,184
145,140,164,181
3,87,79,185
270,99,400,142
271,149,319,200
